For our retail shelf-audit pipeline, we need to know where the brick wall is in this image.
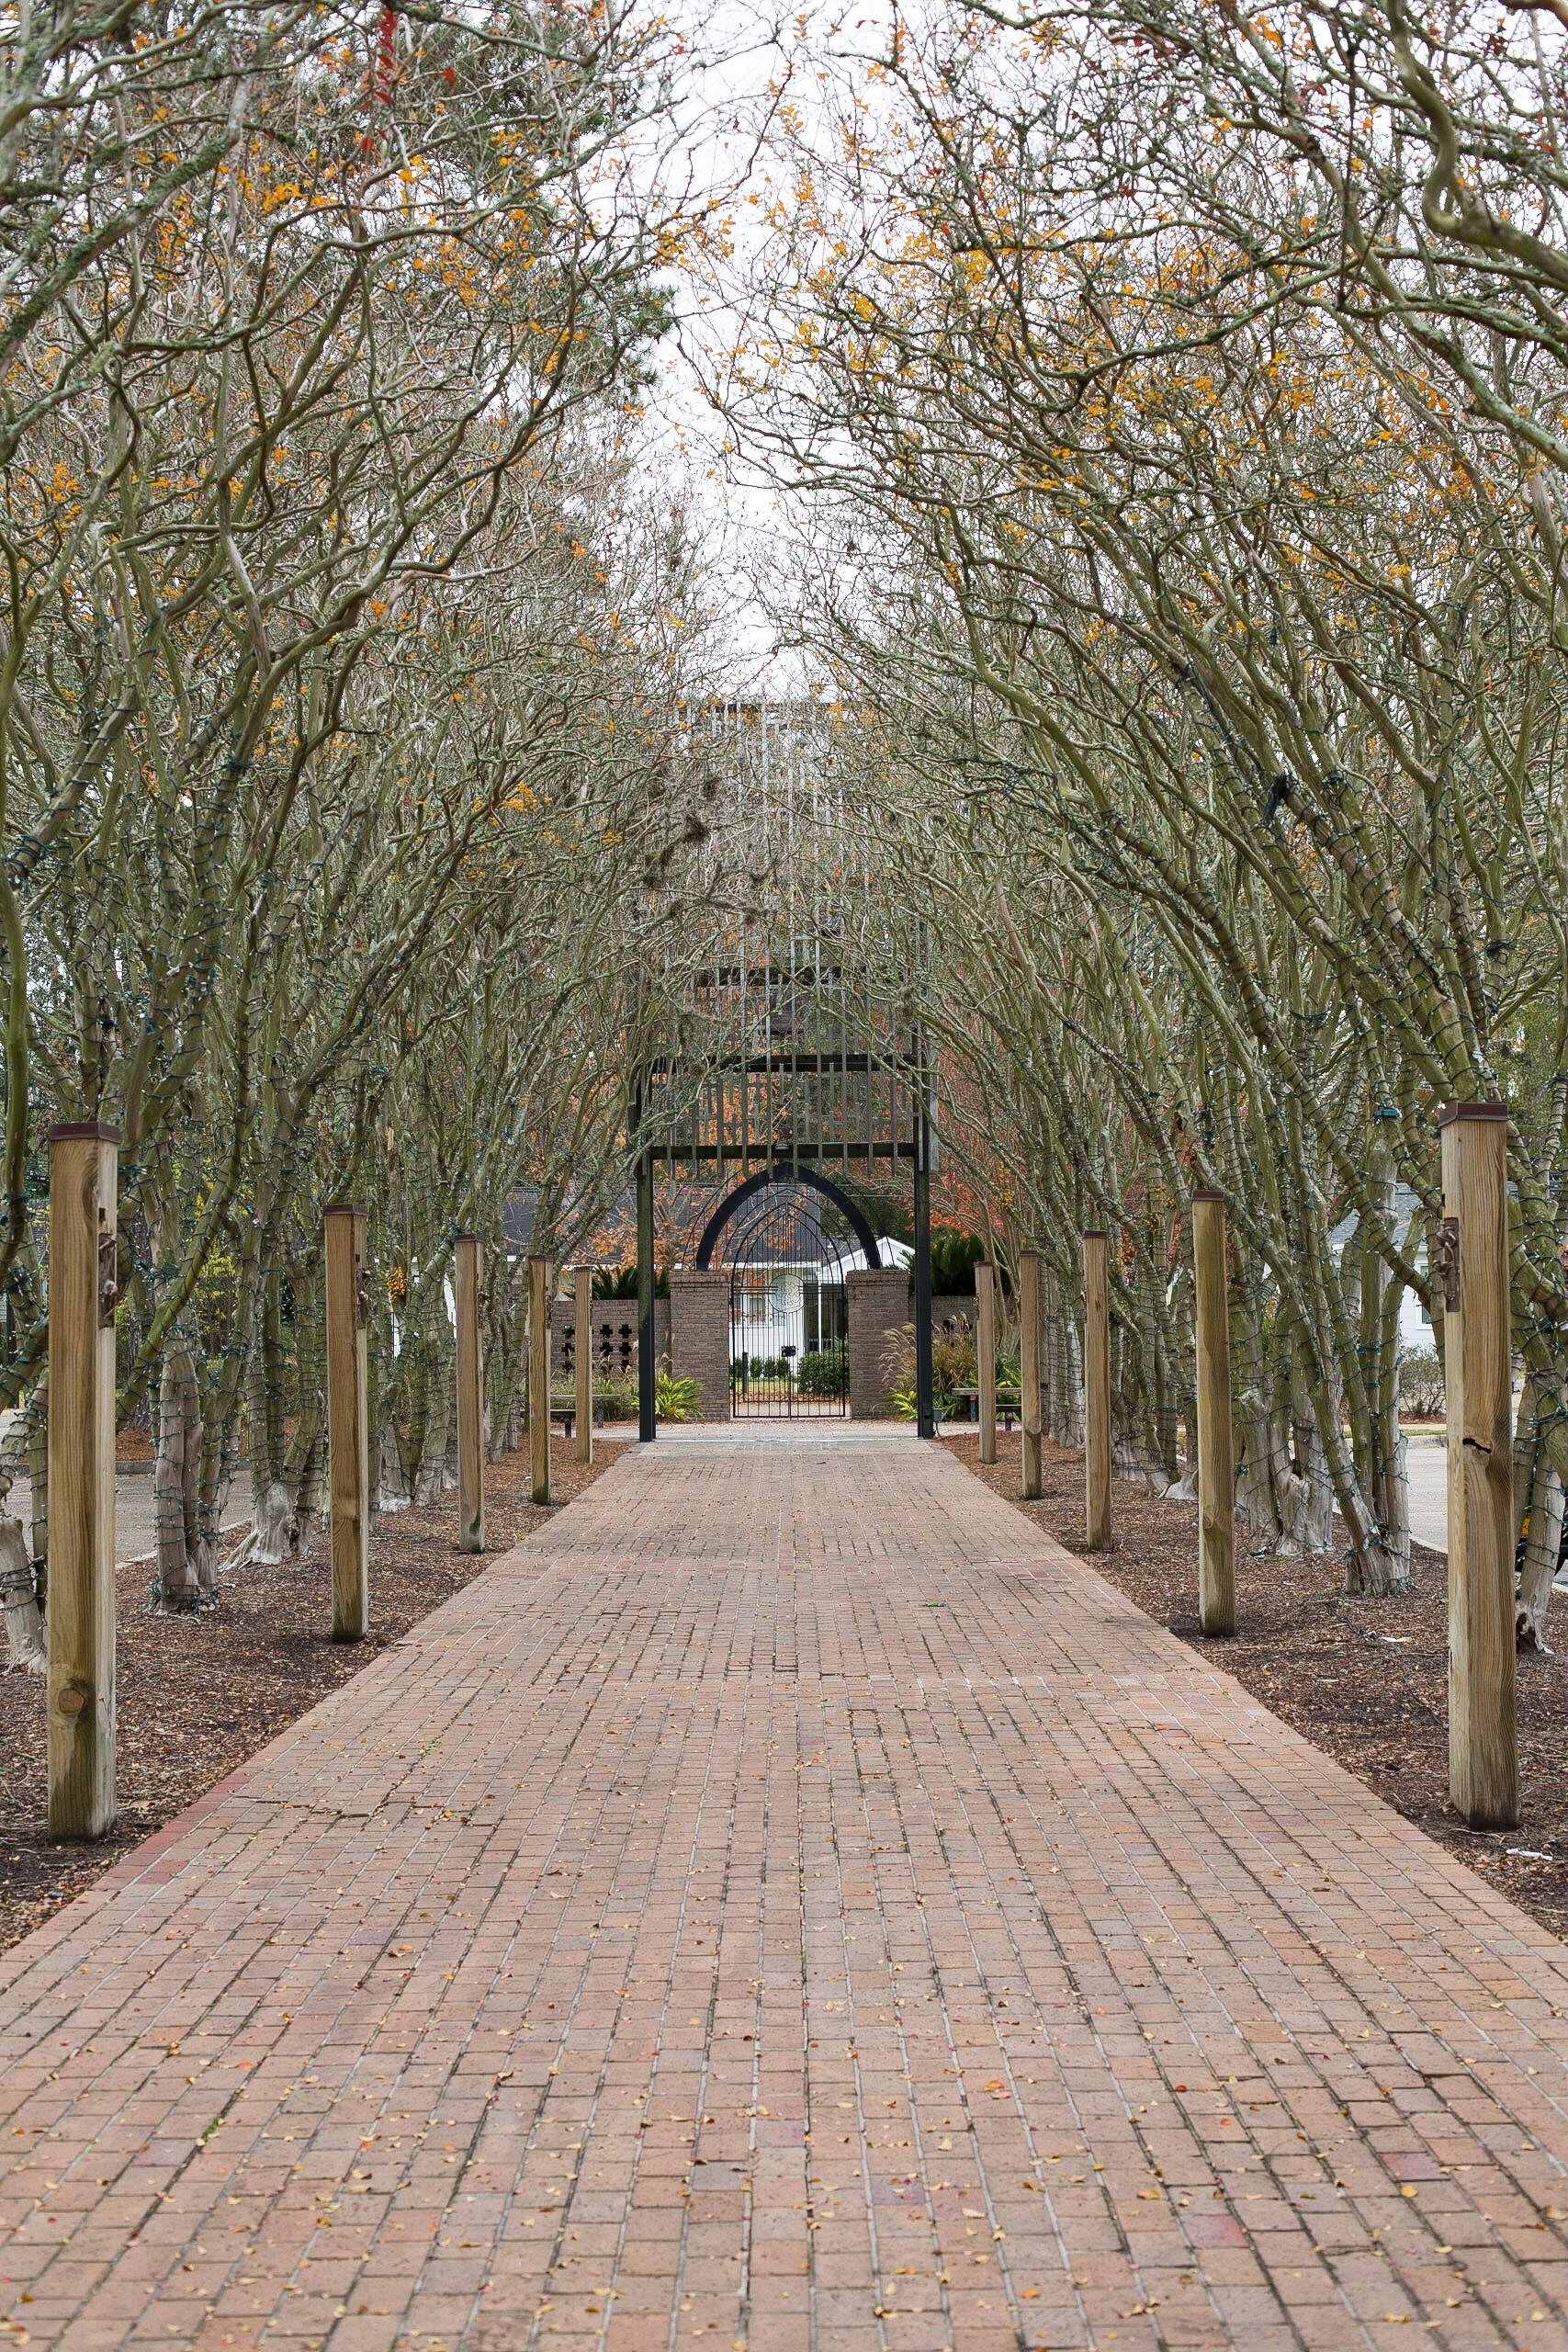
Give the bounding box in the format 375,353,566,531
846,1267,910,1419
669,1270,731,1421
551,1299,670,1391
931,1294,977,1342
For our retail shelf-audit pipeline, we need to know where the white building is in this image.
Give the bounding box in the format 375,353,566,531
1327,1184,1433,1357
728,1238,908,1364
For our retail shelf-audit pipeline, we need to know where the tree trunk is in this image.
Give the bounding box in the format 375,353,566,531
0,1511,44,1672
1517,1456,1565,1652
1166,1419,1201,1503
28,1385,47,1568
1266,1415,1309,1554
236,1290,301,1565
378,1426,412,1510
153,1340,209,1610
1367,1138,1411,1588
1231,1295,1284,1535
1291,1388,1335,1555
1043,1270,1083,1445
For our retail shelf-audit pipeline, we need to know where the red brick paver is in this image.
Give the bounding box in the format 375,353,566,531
3,1427,1568,2351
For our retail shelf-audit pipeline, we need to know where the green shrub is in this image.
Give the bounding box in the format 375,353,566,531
795,1347,848,1396
929,1228,988,1295
931,1329,978,1391
593,1370,639,1420
592,1264,670,1299
657,1371,700,1421
891,1381,960,1422
1400,1351,1444,1419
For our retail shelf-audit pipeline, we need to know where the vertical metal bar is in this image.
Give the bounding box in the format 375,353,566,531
574,1262,594,1464
913,1033,934,1441
637,1123,657,1444
529,1252,552,1506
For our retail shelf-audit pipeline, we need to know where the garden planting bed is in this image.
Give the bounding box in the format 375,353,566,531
0,1442,612,1957
947,1429,1568,1943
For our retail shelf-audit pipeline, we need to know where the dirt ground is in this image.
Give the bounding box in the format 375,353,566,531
945,1430,1568,1943
0,1442,614,1957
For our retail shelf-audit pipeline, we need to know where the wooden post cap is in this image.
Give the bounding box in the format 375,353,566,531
47,1122,120,1143
1191,1189,1227,1202
1083,1228,1107,1239
1437,1102,1509,1125
324,1201,367,1216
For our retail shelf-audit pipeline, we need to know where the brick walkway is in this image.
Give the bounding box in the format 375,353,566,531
4,1429,1568,2352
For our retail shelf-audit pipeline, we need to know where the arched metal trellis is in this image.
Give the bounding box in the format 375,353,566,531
693,1161,881,1272
705,1181,863,1418
632,700,934,1440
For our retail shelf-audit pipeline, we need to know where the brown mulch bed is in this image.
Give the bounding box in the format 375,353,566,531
0,1442,618,1958
944,1429,1568,1944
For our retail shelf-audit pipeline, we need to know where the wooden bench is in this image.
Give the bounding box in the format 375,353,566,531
950,1386,1021,1430
548,1398,610,1440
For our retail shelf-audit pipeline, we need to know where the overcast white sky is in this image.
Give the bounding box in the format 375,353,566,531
628,0,903,691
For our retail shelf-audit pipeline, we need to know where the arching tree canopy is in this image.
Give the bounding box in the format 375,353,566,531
4,0,1566,1648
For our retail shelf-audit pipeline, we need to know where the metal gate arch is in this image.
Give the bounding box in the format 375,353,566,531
631,700,934,1442
699,1171,869,1419
693,1161,882,1272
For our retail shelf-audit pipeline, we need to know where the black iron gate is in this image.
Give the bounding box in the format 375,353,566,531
631,700,935,1442
713,1183,856,1418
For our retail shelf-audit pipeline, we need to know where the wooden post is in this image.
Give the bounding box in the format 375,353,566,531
1019,1249,1043,1500
1192,1191,1235,1636
1083,1230,1111,1553
325,1204,369,1642
976,1261,998,1466
636,1130,656,1444
455,1233,484,1555
47,1123,118,1839
1440,1102,1517,1829
529,1253,552,1507
574,1264,594,1465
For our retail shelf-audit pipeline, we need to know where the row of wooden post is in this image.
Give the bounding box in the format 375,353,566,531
321,1216,575,1631
335,1232,587,1571
968,1103,1516,1829
39,1102,1519,1838
322,1227,592,1607
991,1228,1219,1592
46,1144,588,1838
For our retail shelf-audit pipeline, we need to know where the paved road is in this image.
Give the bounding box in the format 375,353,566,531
0,1408,245,1568
4,1470,246,1568
1404,1431,1448,1554
2,1426,1567,2349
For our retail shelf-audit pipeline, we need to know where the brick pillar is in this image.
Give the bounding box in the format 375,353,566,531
847,1267,909,1420
670,1269,732,1421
